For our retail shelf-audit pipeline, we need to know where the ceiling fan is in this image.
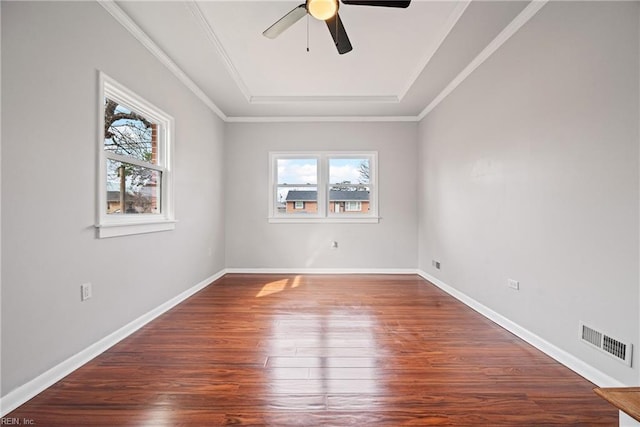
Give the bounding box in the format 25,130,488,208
263,0,411,55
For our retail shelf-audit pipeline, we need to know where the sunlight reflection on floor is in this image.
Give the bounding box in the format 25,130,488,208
256,275,302,297
266,308,381,397
256,279,289,298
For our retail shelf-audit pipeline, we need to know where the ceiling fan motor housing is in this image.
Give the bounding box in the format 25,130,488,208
307,0,339,21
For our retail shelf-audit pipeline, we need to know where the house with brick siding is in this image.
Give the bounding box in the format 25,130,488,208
285,190,370,214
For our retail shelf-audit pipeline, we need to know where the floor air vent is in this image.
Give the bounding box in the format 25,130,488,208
580,322,633,367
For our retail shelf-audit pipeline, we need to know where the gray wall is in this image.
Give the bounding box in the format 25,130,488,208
1,2,226,395
225,122,418,270
418,1,639,385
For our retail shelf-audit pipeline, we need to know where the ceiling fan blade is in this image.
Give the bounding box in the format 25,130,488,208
341,0,410,7
325,13,352,55
263,4,307,39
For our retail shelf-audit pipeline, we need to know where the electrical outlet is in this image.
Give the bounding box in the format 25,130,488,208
508,279,520,290
432,260,441,270
81,283,92,301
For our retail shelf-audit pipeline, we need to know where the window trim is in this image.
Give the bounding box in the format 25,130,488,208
96,72,175,238
268,151,379,223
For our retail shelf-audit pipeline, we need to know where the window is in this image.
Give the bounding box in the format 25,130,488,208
96,73,175,238
269,152,378,223
345,201,362,212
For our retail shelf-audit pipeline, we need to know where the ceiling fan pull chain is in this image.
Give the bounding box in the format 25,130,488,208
306,14,310,52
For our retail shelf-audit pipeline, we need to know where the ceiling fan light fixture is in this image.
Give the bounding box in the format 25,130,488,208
307,0,338,21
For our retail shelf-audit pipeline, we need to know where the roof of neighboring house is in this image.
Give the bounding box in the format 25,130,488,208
286,190,369,202
329,190,369,201
107,191,121,203
285,190,317,201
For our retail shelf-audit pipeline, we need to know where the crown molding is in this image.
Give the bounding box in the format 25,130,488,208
185,1,252,102
249,95,399,104
418,0,548,120
225,115,420,123
97,0,227,120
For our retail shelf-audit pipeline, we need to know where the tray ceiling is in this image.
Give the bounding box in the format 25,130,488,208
108,1,538,120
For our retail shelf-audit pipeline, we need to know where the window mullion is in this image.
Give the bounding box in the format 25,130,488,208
318,155,327,217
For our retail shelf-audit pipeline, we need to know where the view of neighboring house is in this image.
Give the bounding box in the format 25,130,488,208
285,190,370,214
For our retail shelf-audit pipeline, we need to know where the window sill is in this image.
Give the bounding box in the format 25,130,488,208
96,219,176,238
268,216,380,224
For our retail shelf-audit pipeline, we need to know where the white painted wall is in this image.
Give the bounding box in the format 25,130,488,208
418,1,639,385
1,2,225,396
225,122,418,270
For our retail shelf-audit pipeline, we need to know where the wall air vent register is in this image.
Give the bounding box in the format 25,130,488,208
580,322,633,367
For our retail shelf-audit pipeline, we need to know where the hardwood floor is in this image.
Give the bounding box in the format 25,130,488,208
6,274,617,425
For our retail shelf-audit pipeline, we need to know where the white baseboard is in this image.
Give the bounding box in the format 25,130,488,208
620,411,640,426
0,269,226,417
224,267,419,275
416,270,625,388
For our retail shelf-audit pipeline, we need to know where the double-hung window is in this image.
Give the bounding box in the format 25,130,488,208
96,73,175,238
269,152,378,223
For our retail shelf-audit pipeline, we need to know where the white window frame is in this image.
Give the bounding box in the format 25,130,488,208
294,201,304,210
96,72,175,238
269,151,378,223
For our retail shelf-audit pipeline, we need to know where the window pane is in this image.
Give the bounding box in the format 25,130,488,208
104,97,157,164
346,201,362,212
277,158,317,184
329,158,369,185
329,185,370,214
106,159,161,214
277,186,318,214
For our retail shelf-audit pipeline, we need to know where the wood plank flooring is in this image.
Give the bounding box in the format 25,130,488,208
6,274,617,425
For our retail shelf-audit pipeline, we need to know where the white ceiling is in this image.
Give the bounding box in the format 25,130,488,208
108,1,537,120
